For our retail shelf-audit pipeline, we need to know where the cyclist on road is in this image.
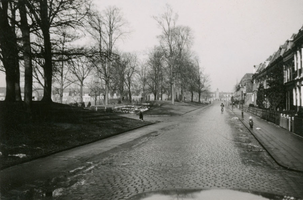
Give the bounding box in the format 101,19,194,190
220,102,224,113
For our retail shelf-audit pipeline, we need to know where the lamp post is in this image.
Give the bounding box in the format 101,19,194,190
241,91,244,119
231,95,234,111
264,94,268,121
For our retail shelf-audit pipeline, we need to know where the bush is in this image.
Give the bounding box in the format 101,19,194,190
249,104,255,107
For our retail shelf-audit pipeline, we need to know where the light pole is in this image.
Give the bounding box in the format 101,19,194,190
231,96,234,110
241,91,244,119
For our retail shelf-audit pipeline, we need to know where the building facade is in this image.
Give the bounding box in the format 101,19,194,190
252,39,288,110
234,73,253,105
251,25,303,112
284,28,303,112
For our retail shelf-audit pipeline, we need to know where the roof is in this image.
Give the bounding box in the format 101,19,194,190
293,25,303,43
253,24,303,75
240,73,253,83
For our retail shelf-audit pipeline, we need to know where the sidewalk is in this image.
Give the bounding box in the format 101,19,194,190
230,107,303,172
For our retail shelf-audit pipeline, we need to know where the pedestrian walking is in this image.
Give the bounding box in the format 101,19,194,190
139,111,143,121
249,116,254,129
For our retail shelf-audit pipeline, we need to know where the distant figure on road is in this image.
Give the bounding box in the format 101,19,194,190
139,111,143,121
249,116,254,129
220,103,224,113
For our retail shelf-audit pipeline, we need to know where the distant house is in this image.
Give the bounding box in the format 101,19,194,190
52,87,96,106
219,92,233,102
0,87,44,101
234,73,253,105
201,89,232,102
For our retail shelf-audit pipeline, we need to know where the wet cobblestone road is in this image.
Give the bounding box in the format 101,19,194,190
4,104,303,199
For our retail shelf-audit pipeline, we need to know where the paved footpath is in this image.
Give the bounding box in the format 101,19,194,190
231,107,303,172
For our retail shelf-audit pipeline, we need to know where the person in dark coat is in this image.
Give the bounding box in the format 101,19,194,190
139,111,143,121
87,102,91,107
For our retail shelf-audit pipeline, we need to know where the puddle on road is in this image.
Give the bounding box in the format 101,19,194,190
127,189,295,200
231,117,239,120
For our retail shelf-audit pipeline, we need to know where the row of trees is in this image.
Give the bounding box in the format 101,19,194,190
0,1,210,110
0,0,91,107
147,5,209,103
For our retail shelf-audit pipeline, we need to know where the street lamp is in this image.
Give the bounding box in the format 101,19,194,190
241,91,244,119
231,95,234,110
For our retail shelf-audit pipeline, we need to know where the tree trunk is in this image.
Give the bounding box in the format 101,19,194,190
191,91,194,102
4,72,16,102
60,85,63,103
119,83,124,103
59,34,65,104
80,82,83,102
128,86,132,103
0,2,20,102
171,72,174,104
14,66,22,101
104,61,110,106
11,2,22,102
40,0,53,102
19,0,32,109
105,80,108,105
160,86,163,101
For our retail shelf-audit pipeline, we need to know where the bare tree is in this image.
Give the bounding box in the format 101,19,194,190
111,53,126,102
122,53,138,103
88,75,103,106
154,5,194,104
52,29,83,103
137,63,148,102
87,6,128,106
25,0,91,102
154,4,178,104
197,68,210,103
0,1,22,101
69,56,93,102
172,26,194,102
19,0,33,108
146,46,165,101
185,60,198,102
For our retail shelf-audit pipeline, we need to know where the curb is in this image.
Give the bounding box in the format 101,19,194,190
229,108,303,173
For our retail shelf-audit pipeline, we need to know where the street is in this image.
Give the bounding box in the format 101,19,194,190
1,102,303,199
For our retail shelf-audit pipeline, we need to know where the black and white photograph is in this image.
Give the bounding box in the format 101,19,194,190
1,0,303,199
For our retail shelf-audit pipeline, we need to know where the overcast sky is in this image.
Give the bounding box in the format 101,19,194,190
92,0,303,92
1,0,303,92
